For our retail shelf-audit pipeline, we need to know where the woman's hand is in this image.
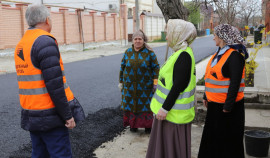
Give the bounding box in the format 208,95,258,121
118,83,123,91
156,108,168,120
223,109,230,113
203,99,208,108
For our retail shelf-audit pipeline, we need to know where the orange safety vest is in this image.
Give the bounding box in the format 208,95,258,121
204,48,245,103
14,29,74,110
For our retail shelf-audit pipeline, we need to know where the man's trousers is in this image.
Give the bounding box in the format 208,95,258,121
30,127,72,158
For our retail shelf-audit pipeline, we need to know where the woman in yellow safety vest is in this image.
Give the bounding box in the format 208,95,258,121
198,24,248,158
146,19,197,158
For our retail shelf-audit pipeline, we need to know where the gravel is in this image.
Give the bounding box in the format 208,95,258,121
9,106,125,158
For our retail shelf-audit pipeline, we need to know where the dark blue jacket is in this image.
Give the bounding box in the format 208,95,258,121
21,35,85,132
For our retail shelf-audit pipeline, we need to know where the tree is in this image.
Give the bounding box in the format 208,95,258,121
185,1,201,29
212,0,240,25
156,0,189,22
237,0,261,26
156,0,211,23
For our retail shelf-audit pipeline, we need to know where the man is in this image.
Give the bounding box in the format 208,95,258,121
14,4,85,158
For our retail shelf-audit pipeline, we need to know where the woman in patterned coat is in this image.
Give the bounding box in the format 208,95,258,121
119,29,160,133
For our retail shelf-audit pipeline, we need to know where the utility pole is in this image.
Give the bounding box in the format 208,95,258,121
135,0,140,31
41,0,43,4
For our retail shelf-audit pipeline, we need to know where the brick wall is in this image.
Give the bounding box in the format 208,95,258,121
50,12,65,44
266,1,270,32
82,14,94,43
0,3,128,50
0,6,22,49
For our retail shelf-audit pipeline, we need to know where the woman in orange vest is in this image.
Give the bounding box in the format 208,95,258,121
198,24,248,158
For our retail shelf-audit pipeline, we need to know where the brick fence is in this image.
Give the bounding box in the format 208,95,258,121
0,3,128,50
265,0,270,32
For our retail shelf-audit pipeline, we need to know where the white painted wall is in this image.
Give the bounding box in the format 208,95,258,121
145,15,165,39
127,12,165,40
125,0,153,13
152,0,162,14
2,0,120,12
128,19,133,34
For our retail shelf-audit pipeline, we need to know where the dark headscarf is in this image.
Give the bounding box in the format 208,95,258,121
214,24,249,59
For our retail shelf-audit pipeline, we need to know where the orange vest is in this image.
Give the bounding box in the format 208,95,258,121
14,29,74,110
204,48,245,103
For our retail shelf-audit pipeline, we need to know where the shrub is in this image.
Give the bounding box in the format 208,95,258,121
197,75,205,85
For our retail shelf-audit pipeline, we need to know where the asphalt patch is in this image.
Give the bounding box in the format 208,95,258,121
9,107,206,158
9,106,125,158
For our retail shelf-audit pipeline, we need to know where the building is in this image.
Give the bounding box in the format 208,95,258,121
262,0,270,32
199,4,218,31
1,0,120,12
121,0,153,18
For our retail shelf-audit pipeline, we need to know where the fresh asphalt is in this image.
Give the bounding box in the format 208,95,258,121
0,35,216,157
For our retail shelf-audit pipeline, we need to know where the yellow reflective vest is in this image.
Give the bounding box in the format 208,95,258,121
150,47,196,124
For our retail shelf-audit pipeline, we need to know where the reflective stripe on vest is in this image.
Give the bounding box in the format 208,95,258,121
17,71,66,81
155,84,195,105
19,83,69,95
205,87,245,93
17,71,70,95
153,93,195,110
205,78,245,86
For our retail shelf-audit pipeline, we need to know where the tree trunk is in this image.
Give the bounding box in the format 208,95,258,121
156,0,189,23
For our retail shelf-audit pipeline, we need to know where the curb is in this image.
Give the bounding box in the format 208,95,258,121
245,103,270,109
245,126,270,132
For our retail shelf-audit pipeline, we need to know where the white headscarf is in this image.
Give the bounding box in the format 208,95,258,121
166,19,197,52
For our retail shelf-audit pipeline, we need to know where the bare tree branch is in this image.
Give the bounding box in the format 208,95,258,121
237,0,261,26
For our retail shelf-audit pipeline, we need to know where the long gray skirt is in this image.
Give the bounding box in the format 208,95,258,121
146,117,191,158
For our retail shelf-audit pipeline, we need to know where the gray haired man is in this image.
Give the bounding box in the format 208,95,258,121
14,4,85,158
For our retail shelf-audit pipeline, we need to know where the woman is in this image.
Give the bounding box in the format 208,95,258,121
119,29,160,133
198,24,248,158
146,19,197,158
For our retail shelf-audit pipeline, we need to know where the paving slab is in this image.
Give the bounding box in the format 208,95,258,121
94,125,203,158
245,109,270,129
253,47,270,90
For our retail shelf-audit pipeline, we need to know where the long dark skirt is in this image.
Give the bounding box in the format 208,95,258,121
123,111,153,128
198,99,245,158
146,117,191,158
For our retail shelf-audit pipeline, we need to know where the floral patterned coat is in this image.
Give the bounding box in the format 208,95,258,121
119,45,160,113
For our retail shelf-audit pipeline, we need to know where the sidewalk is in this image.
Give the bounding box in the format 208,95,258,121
94,125,204,158
0,42,165,75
